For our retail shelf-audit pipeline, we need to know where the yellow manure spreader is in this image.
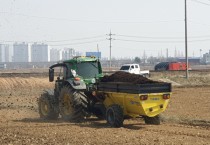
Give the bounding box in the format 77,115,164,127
96,81,171,127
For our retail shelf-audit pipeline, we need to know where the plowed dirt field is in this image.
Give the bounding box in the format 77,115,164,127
0,74,210,145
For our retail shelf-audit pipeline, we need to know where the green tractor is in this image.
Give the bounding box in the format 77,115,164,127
38,56,104,121
38,56,172,127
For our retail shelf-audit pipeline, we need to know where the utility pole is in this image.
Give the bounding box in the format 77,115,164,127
97,44,99,59
107,31,115,70
166,48,168,61
185,0,189,79
143,50,146,64
200,49,202,60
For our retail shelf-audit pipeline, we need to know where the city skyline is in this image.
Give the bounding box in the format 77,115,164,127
0,42,82,62
0,41,207,62
0,41,209,63
0,0,210,58
1,41,210,67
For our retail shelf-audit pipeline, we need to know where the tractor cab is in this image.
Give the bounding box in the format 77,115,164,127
49,56,103,93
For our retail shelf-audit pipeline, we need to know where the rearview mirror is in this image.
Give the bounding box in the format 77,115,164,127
49,68,54,82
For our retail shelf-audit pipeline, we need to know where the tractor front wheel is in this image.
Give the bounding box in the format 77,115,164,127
38,91,59,120
106,104,124,128
59,86,89,122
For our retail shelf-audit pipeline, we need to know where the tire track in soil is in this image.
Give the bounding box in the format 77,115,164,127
0,105,36,111
145,124,210,139
161,115,210,127
167,123,210,130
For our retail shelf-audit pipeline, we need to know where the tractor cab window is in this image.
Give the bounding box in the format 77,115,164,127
63,67,67,79
63,63,73,79
53,67,64,80
76,62,99,78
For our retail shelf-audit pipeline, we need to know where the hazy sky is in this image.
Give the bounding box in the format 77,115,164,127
0,0,210,58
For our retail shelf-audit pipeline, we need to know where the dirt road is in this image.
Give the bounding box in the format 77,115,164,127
0,76,210,144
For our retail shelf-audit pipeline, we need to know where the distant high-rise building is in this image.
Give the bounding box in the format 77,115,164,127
62,48,76,60
31,43,50,62
0,44,6,62
0,44,10,62
50,48,61,62
13,42,30,62
203,50,210,64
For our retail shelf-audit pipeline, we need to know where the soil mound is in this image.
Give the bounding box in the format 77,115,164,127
101,71,160,84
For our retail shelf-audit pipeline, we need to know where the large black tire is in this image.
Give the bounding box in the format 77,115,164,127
38,90,59,120
106,104,124,128
143,115,160,125
59,86,89,121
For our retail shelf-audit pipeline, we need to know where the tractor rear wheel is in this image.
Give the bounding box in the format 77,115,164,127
59,86,89,121
38,90,59,120
143,115,160,125
106,104,124,127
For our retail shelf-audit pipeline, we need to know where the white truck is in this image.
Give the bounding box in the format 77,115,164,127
119,64,150,77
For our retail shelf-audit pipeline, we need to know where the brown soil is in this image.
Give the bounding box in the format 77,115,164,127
0,72,210,144
101,71,160,84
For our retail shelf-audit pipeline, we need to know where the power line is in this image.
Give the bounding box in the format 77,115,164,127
188,20,210,27
111,46,161,51
46,39,106,46
2,37,210,44
115,38,210,43
0,11,184,24
45,35,105,43
191,0,210,6
115,38,184,43
117,34,184,39
0,12,103,23
0,39,106,46
0,35,105,43
117,34,210,39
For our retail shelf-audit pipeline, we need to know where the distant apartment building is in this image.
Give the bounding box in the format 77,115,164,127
203,50,210,64
50,48,61,62
13,42,31,62
62,48,76,60
0,44,9,62
31,43,50,62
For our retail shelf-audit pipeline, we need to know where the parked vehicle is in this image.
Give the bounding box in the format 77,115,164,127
120,64,150,76
155,62,188,71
